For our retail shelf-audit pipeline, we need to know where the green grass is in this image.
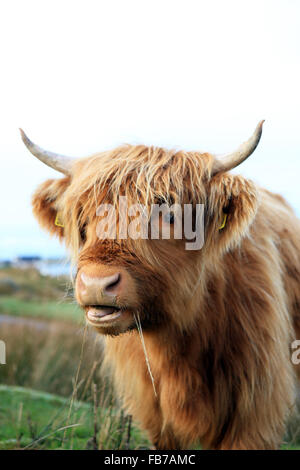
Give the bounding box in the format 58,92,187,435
0,385,150,450
0,296,82,323
0,266,81,323
282,444,300,450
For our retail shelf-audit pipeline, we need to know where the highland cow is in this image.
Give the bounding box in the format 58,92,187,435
20,122,300,449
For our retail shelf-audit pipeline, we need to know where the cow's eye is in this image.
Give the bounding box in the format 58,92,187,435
80,224,87,242
164,212,175,224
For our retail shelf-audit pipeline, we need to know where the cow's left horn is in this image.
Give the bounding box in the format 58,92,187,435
19,129,74,175
212,120,265,175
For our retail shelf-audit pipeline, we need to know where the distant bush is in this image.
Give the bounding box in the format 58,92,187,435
0,279,19,295
0,266,73,301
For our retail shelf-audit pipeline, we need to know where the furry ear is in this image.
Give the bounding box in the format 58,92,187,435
32,177,71,239
206,173,259,254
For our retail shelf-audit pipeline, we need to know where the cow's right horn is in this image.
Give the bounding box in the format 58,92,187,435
19,129,74,175
212,120,265,175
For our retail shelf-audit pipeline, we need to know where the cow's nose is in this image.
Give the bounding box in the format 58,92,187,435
81,272,121,294
77,271,122,305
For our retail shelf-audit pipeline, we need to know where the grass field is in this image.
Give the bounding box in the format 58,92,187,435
0,296,82,323
0,385,150,450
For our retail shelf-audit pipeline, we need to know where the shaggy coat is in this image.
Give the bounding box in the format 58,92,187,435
31,144,300,449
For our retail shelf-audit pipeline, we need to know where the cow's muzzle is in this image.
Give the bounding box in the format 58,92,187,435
75,263,137,330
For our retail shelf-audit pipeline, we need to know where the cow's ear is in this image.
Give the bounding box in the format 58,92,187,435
206,173,259,253
32,177,71,239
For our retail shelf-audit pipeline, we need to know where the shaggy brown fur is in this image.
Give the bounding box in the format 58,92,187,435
31,144,300,449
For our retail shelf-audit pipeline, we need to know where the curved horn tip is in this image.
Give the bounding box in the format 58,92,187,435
253,119,265,141
257,119,265,131
19,128,26,140
19,128,32,147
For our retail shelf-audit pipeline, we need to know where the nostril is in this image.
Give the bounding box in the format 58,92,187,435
105,273,121,293
78,270,122,302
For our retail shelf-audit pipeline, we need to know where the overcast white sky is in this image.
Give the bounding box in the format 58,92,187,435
0,0,299,259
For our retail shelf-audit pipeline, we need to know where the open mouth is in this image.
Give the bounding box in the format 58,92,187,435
85,305,123,324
